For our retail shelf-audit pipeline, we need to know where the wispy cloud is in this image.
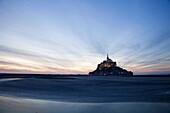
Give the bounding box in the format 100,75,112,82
0,0,170,74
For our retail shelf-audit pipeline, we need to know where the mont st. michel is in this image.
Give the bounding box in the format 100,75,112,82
1,55,170,113
89,54,133,75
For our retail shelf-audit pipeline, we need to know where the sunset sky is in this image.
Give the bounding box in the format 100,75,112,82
0,0,170,75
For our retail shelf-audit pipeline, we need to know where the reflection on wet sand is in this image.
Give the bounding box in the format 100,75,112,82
0,78,22,82
0,96,170,113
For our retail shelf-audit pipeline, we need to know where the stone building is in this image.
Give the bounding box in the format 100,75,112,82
89,54,133,75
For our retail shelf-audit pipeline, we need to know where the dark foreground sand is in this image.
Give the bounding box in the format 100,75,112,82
0,76,170,113
0,96,170,113
0,76,170,102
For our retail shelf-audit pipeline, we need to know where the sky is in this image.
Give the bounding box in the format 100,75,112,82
0,0,170,75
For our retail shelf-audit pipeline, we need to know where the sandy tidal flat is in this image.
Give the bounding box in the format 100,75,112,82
0,76,170,113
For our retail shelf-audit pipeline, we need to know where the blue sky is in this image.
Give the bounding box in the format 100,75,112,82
0,0,170,74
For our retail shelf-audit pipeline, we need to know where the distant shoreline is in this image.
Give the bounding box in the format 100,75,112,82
0,73,170,79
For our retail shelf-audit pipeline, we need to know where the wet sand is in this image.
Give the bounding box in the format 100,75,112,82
0,96,170,113
0,76,170,102
0,76,170,113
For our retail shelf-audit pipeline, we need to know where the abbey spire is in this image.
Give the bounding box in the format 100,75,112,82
107,53,109,60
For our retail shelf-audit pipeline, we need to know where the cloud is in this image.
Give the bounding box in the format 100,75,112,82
0,0,170,74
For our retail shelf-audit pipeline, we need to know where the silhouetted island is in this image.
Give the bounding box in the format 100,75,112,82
89,54,133,76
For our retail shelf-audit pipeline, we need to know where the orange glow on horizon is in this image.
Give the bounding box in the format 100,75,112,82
0,64,88,74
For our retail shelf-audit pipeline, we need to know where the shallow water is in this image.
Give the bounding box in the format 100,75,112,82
0,96,170,113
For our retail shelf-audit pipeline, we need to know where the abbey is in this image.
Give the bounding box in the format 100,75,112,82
89,54,133,75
